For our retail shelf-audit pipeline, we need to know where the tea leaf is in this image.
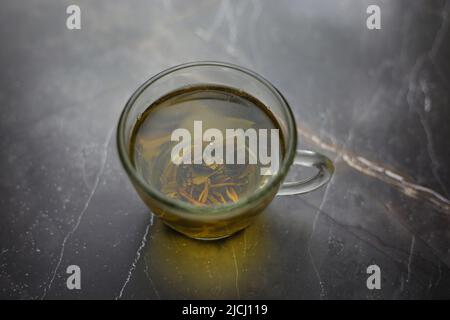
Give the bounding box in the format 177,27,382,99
210,182,246,188
192,172,215,185
226,187,239,203
213,191,227,204
160,161,178,194
198,179,210,204
179,189,205,206
207,194,221,205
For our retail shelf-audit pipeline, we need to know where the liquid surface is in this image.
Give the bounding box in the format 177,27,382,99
130,85,284,207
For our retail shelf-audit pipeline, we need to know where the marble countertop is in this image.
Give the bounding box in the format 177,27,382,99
0,0,449,299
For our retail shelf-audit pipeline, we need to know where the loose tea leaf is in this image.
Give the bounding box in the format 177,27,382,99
198,178,209,204
130,84,284,209
179,188,205,206
158,161,256,206
226,187,239,203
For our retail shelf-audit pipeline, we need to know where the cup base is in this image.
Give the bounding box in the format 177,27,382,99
161,220,249,241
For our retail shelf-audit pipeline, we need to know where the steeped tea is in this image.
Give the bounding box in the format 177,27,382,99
130,84,285,207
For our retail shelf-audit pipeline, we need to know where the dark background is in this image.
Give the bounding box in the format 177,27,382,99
0,0,449,299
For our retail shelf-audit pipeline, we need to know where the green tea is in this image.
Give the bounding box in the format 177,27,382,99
130,84,284,207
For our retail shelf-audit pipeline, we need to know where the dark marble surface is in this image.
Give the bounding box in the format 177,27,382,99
0,0,449,299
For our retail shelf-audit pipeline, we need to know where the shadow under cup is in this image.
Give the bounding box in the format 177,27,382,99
117,62,333,240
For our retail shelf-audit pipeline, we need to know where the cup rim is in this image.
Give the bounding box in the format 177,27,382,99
117,61,297,218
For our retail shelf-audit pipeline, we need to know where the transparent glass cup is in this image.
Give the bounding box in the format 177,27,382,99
117,62,334,240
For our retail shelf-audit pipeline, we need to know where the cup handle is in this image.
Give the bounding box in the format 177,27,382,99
277,150,334,196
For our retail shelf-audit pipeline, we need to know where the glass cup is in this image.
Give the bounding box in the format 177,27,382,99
117,61,334,240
